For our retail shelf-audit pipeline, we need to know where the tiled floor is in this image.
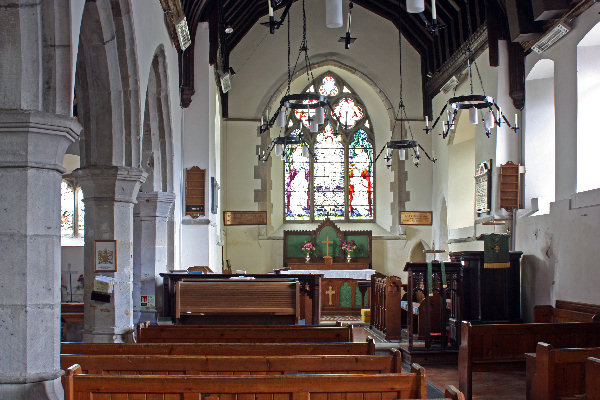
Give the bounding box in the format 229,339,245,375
352,326,527,399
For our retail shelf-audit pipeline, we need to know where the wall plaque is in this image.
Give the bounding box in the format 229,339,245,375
223,211,267,226
475,161,491,215
400,211,433,226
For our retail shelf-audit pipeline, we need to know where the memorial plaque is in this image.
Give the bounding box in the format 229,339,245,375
223,211,267,226
400,211,433,226
475,161,491,214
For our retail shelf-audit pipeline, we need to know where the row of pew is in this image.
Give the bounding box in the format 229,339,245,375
62,323,465,400
458,300,600,400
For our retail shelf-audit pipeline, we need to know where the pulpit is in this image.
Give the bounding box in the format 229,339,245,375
280,218,372,315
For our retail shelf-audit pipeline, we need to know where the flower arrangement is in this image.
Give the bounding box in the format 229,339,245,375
341,240,357,254
301,241,316,255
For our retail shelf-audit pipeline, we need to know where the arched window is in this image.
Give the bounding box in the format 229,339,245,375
284,73,374,221
61,179,85,238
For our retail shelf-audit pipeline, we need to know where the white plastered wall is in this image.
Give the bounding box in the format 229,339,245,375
516,4,600,321
223,1,433,278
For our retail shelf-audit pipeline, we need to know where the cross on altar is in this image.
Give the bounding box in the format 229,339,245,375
322,236,333,257
325,286,336,306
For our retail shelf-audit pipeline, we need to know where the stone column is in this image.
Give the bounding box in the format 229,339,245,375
0,111,80,399
133,191,176,323
73,166,146,343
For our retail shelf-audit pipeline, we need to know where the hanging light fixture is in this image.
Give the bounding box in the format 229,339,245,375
424,7,518,139
325,0,343,28
406,0,425,13
373,10,435,168
259,0,347,162
338,1,357,49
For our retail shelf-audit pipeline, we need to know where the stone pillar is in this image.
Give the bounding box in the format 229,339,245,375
0,111,80,399
73,166,146,343
133,191,176,323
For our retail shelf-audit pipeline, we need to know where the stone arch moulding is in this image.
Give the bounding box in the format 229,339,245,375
257,59,397,130
140,45,175,193
74,0,141,169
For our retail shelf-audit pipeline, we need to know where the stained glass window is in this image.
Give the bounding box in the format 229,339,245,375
314,124,345,219
333,98,364,128
282,72,374,221
61,181,74,236
349,130,374,219
61,180,85,237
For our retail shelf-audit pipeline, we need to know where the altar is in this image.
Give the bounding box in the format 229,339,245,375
280,219,373,316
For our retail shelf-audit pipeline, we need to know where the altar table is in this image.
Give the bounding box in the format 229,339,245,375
278,269,375,316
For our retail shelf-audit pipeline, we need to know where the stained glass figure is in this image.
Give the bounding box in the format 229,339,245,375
77,188,85,235
349,130,374,219
314,124,345,219
334,98,364,128
285,145,310,220
61,181,74,236
319,76,339,97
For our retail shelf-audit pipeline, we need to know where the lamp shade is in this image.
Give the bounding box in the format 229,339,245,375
326,0,343,28
484,110,495,130
310,119,319,133
398,149,407,161
469,107,478,125
406,0,425,13
302,145,309,158
315,107,325,124
274,143,283,157
276,110,286,127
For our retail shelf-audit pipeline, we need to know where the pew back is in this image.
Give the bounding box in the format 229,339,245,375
534,300,600,323
61,340,376,356
63,365,428,400
459,321,600,400
528,342,600,400
61,352,402,375
136,325,353,343
587,357,600,400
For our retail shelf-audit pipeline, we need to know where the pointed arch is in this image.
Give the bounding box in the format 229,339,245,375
284,72,375,221
74,0,141,168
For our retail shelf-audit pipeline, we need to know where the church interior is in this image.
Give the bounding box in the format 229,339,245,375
1,0,600,399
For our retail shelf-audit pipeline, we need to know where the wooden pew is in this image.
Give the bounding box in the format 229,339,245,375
370,273,403,340
534,300,600,323
63,364,429,400
61,303,84,342
458,321,600,400
526,342,600,400
136,324,353,343
587,357,600,400
61,351,403,375
61,338,376,356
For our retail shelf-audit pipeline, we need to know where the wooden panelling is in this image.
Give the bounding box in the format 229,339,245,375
185,167,206,218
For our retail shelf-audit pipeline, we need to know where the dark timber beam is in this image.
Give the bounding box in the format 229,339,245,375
504,0,543,41
531,0,570,21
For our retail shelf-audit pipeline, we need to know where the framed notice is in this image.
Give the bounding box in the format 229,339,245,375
94,240,117,272
400,211,433,226
223,211,267,226
475,161,491,215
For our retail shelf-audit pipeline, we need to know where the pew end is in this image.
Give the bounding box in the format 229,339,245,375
445,385,465,400
587,357,600,400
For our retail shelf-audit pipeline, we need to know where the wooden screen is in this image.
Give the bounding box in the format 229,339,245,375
185,167,206,217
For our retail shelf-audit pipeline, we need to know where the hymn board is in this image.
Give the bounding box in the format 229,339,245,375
282,219,373,316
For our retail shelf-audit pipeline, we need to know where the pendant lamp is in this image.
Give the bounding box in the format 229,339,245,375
315,106,325,124
406,0,425,14
469,107,478,125
326,0,343,28
276,110,286,127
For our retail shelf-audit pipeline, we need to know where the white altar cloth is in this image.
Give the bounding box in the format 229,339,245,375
279,269,376,280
